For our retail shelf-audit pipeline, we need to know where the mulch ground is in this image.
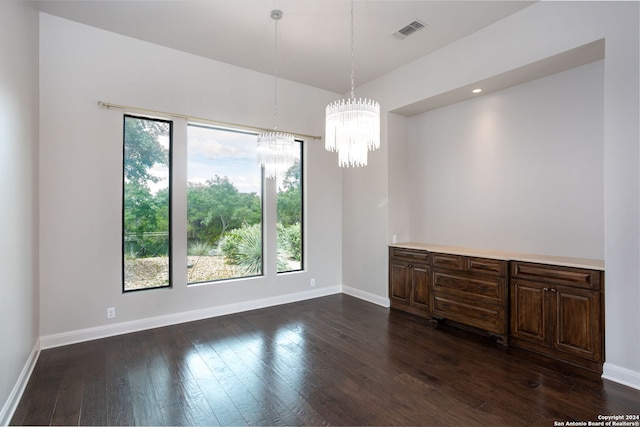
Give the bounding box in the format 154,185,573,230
124,256,239,290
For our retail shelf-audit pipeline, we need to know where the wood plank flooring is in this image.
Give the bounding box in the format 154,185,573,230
11,294,640,426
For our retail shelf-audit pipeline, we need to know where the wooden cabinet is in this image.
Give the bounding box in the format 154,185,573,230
510,261,604,372
388,244,605,373
431,253,509,344
389,247,431,317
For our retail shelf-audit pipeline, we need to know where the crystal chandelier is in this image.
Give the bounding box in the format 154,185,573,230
257,10,298,180
325,0,380,167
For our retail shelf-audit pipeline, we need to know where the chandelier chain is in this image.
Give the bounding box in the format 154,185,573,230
273,14,279,130
257,9,298,180
350,0,355,99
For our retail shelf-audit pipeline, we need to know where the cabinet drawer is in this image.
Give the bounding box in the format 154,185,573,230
432,253,464,270
432,270,503,302
467,257,507,276
432,295,504,334
511,261,601,290
390,247,430,263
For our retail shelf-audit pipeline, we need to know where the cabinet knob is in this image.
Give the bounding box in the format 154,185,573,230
543,288,549,292
550,288,557,293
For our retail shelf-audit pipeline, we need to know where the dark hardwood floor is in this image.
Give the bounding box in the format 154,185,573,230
11,294,640,426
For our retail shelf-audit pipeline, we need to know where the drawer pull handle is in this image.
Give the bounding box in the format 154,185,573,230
478,286,488,291
479,314,489,319
550,288,557,293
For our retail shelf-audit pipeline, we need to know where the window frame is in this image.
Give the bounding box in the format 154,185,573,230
122,114,173,293
277,139,304,274
121,115,306,292
186,124,265,285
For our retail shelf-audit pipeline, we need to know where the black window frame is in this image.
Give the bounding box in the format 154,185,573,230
122,114,173,293
277,139,304,274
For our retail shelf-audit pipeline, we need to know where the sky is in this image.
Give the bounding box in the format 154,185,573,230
147,125,262,195
187,125,261,195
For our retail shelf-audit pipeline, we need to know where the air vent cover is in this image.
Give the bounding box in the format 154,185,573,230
393,20,427,40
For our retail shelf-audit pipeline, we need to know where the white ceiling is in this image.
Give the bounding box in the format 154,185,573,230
34,0,535,95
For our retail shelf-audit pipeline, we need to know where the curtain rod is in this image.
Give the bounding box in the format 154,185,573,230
97,101,322,141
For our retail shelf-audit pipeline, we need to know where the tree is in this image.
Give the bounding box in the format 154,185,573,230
124,117,169,185
187,176,261,245
123,117,170,258
124,182,167,257
277,160,301,226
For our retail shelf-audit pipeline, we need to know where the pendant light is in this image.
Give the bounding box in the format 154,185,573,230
325,0,380,167
257,9,298,180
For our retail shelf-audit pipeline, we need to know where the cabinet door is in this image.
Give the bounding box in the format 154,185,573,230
410,264,430,310
510,280,548,346
389,260,410,304
552,285,602,362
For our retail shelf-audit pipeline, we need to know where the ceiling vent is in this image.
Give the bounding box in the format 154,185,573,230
393,20,427,40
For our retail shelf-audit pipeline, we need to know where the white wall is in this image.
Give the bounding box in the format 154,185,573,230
341,111,390,304
345,1,640,387
0,1,40,423
38,14,342,340
387,112,410,245
408,61,604,258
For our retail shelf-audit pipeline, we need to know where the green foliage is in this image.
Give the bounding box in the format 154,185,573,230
123,182,169,257
188,240,215,256
275,160,302,271
277,222,301,262
219,224,263,275
187,176,261,245
277,160,302,227
219,223,292,275
124,117,169,185
123,117,170,259
276,244,292,273
123,118,301,273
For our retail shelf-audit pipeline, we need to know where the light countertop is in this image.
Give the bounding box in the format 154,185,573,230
390,242,604,271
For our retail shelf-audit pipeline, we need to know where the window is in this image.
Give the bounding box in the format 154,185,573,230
122,115,172,292
122,116,303,291
277,143,303,273
187,125,263,283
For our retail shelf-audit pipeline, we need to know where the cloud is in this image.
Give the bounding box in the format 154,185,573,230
188,126,256,160
187,126,261,194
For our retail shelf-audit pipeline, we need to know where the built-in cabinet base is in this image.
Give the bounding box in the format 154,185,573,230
389,244,605,373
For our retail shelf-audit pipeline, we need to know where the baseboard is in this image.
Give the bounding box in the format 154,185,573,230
602,362,640,390
342,286,390,308
40,286,342,349
0,339,40,426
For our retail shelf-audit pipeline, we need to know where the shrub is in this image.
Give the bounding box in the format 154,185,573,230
220,223,290,274
220,224,262,275
188,240,215,256
277,222,301,262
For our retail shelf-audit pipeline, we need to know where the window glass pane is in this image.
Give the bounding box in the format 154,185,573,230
277,143,303,273
123,115,171,292
187,125,263,283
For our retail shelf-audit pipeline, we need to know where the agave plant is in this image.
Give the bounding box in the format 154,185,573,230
220,223,290,274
